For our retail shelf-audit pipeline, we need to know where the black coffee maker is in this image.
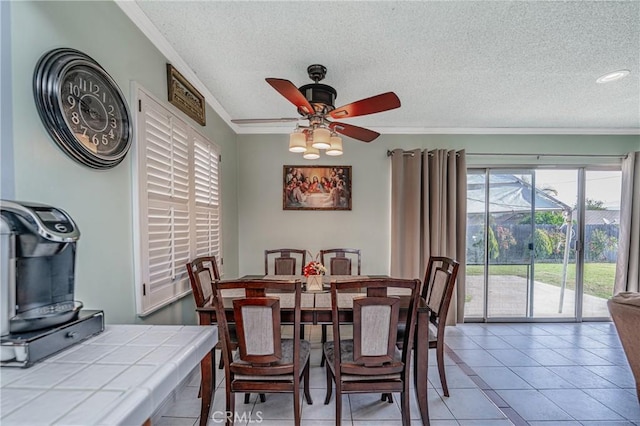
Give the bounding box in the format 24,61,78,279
1,200,103,367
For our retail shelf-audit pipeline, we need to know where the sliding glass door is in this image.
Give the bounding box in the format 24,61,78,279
485,170,535,319
466,167,621,321
582,170,622,318
532,170,578,319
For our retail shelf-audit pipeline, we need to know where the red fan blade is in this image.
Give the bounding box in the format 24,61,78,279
330,92,401,119
266,78,315,115
329,122,380,142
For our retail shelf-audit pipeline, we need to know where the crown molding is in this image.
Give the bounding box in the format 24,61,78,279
379,127,640,135
115,1,240,133
233,125,640,136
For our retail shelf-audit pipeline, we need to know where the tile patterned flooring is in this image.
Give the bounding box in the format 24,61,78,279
157,323,640,425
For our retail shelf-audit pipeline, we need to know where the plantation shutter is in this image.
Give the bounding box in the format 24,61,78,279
193,134,222,267
134,88,222,316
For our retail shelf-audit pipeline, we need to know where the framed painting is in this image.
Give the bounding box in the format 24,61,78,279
283,166,352,210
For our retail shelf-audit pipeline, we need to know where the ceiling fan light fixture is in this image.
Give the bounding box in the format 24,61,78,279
303,140,320,160
311,127,331,149
288,130,307,153
325,135,343,156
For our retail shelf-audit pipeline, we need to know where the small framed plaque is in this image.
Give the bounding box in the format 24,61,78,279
166,64,206,126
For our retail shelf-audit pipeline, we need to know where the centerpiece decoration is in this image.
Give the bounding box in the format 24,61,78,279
303,254,326,291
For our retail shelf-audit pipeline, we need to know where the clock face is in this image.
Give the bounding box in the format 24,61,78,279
59,65,129,158
34,48,132,169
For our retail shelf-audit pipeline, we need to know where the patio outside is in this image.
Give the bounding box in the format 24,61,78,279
464,171,619,320
464,272,612,318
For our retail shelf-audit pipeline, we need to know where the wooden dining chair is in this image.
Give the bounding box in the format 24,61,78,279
319,248,362,365
186,256,264,403
323,277,420,426
186,256,223,364
397,255,460,397
320,248,361,276
264,248,307,275
265,248,307,338
213,278,313,425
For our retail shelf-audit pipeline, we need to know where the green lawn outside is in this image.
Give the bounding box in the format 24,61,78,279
466,263,616,299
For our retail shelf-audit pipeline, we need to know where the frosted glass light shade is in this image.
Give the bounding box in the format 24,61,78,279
311,127,331,149
326,135,343,156
289,131,307,153
303,146,320,159
303,141,320,159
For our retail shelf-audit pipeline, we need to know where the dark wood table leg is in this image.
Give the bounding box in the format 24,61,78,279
415,306,430,426
199,350,213,426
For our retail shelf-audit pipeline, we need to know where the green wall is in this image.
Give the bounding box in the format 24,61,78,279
6,1,239,324
237,133,639,277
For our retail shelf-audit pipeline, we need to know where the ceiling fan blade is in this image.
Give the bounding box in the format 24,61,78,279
329,122,380,143
330,92,401,119
266,78,315,115
231,118,300,124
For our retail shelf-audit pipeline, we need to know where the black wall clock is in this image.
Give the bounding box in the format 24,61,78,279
33,48,132,169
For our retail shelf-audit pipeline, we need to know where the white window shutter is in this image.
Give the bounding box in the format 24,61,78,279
134,88,221,316
193,135,222,265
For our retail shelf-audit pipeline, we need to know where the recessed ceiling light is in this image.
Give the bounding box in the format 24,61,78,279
596,69,630,84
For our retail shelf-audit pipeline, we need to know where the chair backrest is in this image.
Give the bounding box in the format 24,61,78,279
422,256,459,328
320,248,361,275
329,277,420,378
213,278,303,376
186,256,220,308
264,249,306,275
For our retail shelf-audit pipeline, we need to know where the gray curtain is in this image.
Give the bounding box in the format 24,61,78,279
614,151,640,294
390,148,467,323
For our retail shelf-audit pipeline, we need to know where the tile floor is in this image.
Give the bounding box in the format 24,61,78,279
157,323,640,425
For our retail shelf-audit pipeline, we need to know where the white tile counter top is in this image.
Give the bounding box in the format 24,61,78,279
0,324,217,425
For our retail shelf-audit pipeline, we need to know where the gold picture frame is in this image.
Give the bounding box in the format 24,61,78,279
166,64,206,126
283,165,352,211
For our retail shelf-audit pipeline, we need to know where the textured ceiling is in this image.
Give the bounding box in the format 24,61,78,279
127,1,640,135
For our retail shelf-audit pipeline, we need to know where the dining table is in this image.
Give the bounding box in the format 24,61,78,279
197,275,431,426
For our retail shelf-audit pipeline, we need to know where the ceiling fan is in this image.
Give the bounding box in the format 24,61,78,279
231,64,401,144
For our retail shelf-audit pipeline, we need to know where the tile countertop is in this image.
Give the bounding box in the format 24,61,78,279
0,324,217,425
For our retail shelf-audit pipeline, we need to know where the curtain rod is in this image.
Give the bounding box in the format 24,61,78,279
466,152,627,158
386,150,627,159
386,150,457,157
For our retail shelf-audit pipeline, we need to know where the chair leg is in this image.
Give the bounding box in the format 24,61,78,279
324,359,333,405
244,393,265,403
400,391,411,426
335,386,342,426
436,342,449,397
320,325,327,366
227,389,235,426
294,373,301,426
303,359,313,405
212,349,217,388
381,393,393,403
